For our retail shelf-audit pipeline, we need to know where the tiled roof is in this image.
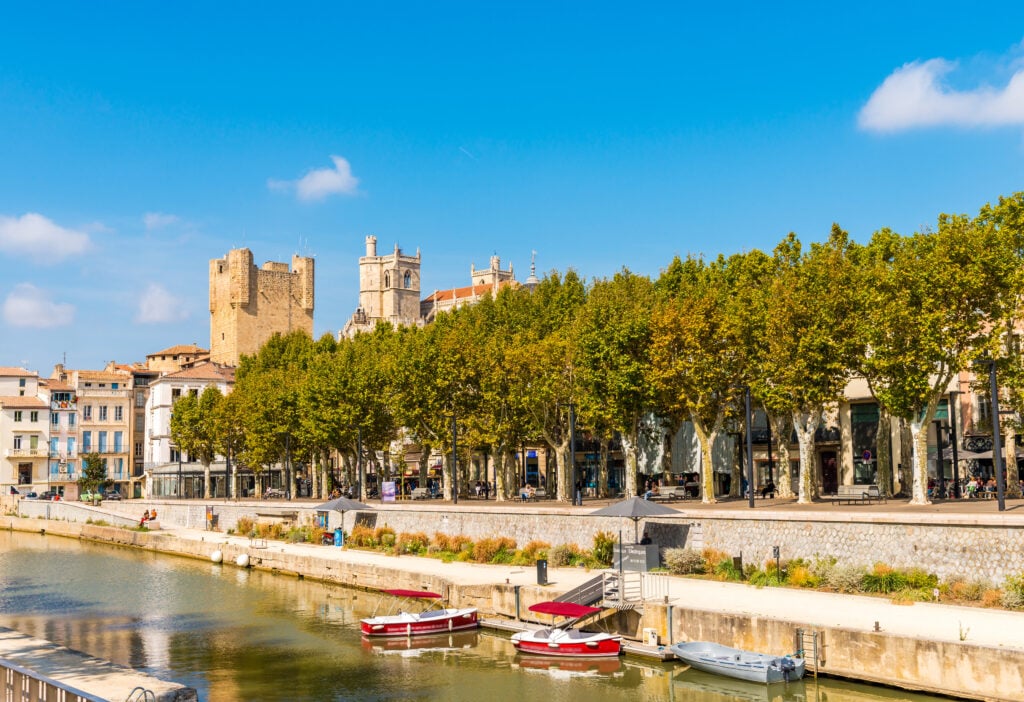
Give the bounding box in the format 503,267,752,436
76,370,130,381
422,280,516,304
42,379,74,391
0,366,37,378
0,396,47,409
147,344,209,358
162,362,236,383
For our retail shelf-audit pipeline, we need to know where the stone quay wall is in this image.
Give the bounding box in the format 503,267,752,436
21,497,1024,582
3,515,1021,701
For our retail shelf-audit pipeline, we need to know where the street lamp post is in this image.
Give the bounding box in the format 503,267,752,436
987,360,1007,511
948,391,961,499
933,419,945,497
745,387,754,509
570,403,581,505
451,414,458,505
177,448,182,499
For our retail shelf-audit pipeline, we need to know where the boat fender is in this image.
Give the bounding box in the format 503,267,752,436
406,623,412,637
448,618,453,631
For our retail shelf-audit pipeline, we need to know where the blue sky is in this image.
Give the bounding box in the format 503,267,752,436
2,3,1023,372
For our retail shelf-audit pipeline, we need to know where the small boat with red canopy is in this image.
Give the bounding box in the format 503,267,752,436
511,602,622,658
360,589,479,637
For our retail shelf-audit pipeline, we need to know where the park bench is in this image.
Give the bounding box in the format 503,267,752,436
534,488,548,500
835,484,884,505
411,487,430,500
651,485,689,502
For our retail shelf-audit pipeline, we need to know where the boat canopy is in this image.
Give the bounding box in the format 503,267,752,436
383,589,443,599
528,601,602,618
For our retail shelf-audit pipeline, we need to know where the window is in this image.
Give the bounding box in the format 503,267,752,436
170,447,181,463
113,431,123,453
51,412,59,426
29,411,38,423
29,435,37,450
18,378,25,387
82,431,92,451
384,271,391,288
83,405,92,421
136,392,146,407
69,413,76,427
111,382,118,389
50,461,59,476
172,388,181,404
13,411,22,422
67,437,75,455
135,441,143,458
114,406,123,422
404,271,411,288
99,406,108,421
50,437,58,455
98,432,107,453
13,436,22,450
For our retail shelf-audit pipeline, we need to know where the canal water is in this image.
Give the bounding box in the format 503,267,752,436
0,530,950,702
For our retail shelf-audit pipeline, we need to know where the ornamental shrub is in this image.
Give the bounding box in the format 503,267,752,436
549,543,586,567
474,537,517,563
861,563,908,594
664,548,704,575
349,524,376,548
592,531,616,567
395,531,430,555
1001,574,1024,609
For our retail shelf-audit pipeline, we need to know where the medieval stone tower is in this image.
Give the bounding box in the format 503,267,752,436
209,248,315,365
341,236,421,337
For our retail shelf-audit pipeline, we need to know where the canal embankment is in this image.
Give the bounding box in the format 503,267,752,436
4,505,1024,701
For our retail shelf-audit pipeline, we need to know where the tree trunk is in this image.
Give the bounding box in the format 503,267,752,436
552,438,571,502
690,416,718,504
908,415,931,505
771,413,793,498
898,418,913,496
203,463,211,500
875,408,893,497
1003,422,1021,498
619,432,640,499
792,408,822,504
598,437,610,498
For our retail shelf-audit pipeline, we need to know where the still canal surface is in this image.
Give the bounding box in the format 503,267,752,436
0,530,952,702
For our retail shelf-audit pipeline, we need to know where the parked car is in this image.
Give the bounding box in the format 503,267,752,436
79,490,103,502
103,490,123,500
22,492,39,499
39,490,60,501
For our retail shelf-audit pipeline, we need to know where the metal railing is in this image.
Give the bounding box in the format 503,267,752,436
5,448,45,457
1,656,107,702
602,571,669,606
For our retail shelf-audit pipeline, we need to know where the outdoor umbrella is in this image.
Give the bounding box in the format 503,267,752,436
941,447,984,461
969,447,1024,461
315,496,373,533
588,497,679,544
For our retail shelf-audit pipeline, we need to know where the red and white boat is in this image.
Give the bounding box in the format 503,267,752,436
360,589,479,637
511,602,622,658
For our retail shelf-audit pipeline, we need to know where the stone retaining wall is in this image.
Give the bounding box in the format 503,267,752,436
31,499,1024,581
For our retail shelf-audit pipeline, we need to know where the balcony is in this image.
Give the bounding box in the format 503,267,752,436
6,448,45,458
51,400,78,411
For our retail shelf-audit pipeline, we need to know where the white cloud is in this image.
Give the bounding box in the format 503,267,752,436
143,212,180,230
0,213,91,263
860,57,1024,132
135,283,189,323
3,284,74,328
268,155,360,201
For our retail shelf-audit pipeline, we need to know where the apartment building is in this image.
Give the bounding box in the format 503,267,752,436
52,364,133,495
0,367,49,493
43,377,79,495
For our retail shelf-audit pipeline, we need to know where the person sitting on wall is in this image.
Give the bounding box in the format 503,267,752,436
760,480,776,499
140,510,150,527
526,484,536,501
639,530,652,545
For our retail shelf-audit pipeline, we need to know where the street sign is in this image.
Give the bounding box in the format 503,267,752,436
862,450,872,462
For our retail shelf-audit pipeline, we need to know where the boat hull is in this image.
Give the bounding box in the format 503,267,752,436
670,641,805,683
511,628,622,658
360,608,479,637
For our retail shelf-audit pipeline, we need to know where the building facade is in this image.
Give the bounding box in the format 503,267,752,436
209,248,314,365
0,367,49,493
